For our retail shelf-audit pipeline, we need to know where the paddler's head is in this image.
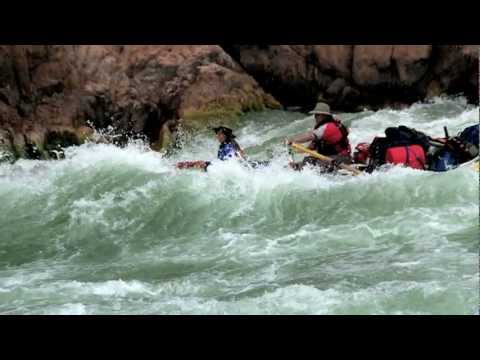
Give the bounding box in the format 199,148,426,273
212,126,236,144
309,102,333,128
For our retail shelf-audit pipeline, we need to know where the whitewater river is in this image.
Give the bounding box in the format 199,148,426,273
0,97,478,314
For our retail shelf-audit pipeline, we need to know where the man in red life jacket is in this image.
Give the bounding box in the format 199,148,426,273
285,102,352,171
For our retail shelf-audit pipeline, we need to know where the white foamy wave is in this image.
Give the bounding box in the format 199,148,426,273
0,96,477,315
53,303,88,315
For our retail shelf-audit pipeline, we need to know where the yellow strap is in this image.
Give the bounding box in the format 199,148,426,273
290,143,362,176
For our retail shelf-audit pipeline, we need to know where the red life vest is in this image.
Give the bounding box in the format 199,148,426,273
313,118,351,157
385,145,426,169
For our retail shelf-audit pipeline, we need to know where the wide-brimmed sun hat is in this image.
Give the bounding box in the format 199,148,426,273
309,102,332,116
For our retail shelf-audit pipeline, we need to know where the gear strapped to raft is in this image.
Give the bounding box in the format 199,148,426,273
366,126,431,173
448,124,479,161
429,124,479,171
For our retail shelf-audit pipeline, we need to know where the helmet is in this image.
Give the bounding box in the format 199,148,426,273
353,142,370,164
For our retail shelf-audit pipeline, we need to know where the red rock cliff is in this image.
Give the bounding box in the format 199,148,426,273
0,45,280,160
0,45,477,161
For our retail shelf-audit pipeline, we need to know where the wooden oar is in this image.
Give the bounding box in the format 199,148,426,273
176,161,209,171
290,142,362,176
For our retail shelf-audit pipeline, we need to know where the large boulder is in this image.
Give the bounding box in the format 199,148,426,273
393,45,432,86
352,45,396,87
312,45,353,79
227,45,320,108
0,45,281,159
353,45,432,87
429,45,479,103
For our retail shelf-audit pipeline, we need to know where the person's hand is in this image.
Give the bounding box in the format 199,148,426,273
288,162,300,171
432,138,447,144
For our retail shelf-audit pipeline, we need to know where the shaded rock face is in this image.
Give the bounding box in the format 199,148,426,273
0,45,280,160
224,45,479,111
222,45,322,108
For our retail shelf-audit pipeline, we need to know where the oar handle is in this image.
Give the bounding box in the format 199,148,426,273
290,143,361,176
176,160,210,171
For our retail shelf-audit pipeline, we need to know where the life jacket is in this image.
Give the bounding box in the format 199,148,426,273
217,141,239,160
459,124,479,148
429,149,459,172
429,124,480,170
385,145,426,169
312,117,351,157
455,124,479,160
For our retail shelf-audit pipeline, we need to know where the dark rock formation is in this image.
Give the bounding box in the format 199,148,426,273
223,45,479,111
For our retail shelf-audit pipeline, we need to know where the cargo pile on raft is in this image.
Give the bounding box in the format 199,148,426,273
176,102,480,175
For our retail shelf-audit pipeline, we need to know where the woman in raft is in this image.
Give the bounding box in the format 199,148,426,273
177,126,268,171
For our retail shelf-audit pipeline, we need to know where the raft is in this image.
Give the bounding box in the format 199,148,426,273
459,157,479,171
335,157,479,176
290,143,479,176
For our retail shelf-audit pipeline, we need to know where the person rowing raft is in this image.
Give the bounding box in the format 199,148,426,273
285,102,352,172
176,126,269,171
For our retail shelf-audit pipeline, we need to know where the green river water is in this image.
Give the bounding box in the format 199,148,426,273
0,97,478,314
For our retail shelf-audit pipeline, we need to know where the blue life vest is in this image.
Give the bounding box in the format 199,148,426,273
459,124,479,147
430,150,459,172
217,142,238,160
430,124,479,172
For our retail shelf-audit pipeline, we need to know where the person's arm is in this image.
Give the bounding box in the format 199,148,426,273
238,151,247,161
232,140,247,161
237,147,247,160
286,131,316,145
